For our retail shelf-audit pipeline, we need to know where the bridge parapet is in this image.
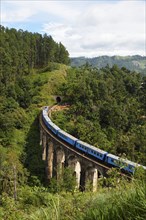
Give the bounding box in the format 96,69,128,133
40,114,109,191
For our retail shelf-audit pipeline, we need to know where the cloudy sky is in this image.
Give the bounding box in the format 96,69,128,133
1,0,146,57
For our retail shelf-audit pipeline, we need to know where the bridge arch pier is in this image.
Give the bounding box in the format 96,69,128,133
40,114,109,191
67,155,81,189
46,140,54,182
42,131,47,161
85,166,98,192
56,147,65,181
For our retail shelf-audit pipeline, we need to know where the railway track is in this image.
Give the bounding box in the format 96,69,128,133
40,114,110,170
40,110,131,179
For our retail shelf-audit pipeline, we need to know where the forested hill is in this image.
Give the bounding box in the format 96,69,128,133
52,65,146,165
0,25,69,89
71,55,146,75
0,25,146,219
0,26,69,198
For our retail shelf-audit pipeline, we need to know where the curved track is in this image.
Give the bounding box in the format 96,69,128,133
40,114,111,171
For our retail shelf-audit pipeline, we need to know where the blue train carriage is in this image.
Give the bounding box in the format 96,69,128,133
47,121,60,135
43,106,49,111
42,107,51,125
43,115,51,128
42,108,47,116
124,160,146,174
88,144,108,161
76,140,91,153
57,130,78,146
42,106,49,119
76,140,107,161
114,157,146,174
105,154,132,172
42,106,49,116
105,154,145,174
105,154,120,168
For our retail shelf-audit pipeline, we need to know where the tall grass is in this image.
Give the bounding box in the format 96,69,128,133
82,182,146,220
28,182,146,220
30,195,60,220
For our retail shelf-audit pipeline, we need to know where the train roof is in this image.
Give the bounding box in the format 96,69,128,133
77,140,91,148
107,154,119,160
107,154,146,169
49,121,60,130
77,140,107,154
121,159,146,169
58,129,78,141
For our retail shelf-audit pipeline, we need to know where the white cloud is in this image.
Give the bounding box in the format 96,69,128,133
1,0,146,57
1,0,80,23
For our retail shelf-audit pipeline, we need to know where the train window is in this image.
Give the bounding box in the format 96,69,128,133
59,133,67,139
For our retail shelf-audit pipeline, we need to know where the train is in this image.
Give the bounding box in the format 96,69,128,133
42,106,146,174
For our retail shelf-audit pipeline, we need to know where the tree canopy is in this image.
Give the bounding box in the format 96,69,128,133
53,65,146,165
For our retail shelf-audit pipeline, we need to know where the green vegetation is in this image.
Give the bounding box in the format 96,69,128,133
0,26,146,219
0,175,145,220
52,64,146,165
0,26,69,210
71,55,146,75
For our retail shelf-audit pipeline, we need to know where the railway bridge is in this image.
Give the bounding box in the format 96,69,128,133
39,107,110,191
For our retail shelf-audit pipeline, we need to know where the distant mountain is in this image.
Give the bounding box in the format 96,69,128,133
71,55,146,75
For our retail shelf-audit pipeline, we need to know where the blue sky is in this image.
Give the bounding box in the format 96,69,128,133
1,0,146,57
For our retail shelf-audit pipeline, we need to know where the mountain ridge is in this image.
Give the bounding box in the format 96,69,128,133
71,55,146,74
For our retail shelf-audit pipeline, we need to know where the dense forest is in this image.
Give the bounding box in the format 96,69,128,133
0,26,146,219
52,64,146,165
71,55,146,75
0,26,70,207
0,25,69,145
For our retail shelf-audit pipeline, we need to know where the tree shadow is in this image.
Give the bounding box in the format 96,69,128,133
24,115,46,185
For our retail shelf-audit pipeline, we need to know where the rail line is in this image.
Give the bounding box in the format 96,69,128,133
40,113,132,181
40,114,111,171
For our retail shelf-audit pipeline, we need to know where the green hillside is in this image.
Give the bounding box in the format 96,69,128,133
52,65,146,165
0,26,146,220
71,55,146,75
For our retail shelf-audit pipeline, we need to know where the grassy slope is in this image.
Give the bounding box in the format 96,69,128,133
1,181,145,220
1,64,145,220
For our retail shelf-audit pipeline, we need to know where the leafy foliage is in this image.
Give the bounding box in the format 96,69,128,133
52,65,146,164
0,25,69,202
0,25,146,219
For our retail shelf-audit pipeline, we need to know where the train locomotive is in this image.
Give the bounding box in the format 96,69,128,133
42,106,146,174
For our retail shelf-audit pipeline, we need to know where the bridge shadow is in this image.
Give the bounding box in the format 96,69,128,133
24,114,46,186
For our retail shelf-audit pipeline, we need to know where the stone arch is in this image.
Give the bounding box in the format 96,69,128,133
56,147,65,180
56,147,65,165
74,161,81,189
42,132,47,161
46,141,54,182
67,155,81,189
85,166,98,192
